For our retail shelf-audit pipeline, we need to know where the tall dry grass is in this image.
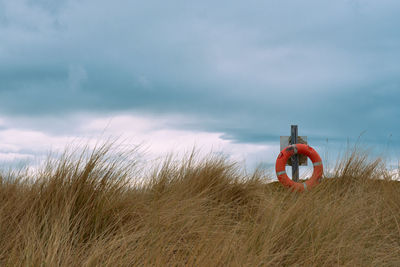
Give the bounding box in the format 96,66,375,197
0,143,399,266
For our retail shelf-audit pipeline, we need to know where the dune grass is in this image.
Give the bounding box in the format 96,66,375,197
0,143,399,266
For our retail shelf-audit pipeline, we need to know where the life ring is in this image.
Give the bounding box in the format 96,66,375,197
275,144,323,192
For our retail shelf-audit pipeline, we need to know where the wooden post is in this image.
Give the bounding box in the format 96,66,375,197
291,125,299,182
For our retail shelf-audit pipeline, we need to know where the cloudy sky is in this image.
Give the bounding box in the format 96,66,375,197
0,0,399,171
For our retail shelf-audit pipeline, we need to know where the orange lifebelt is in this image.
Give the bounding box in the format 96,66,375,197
275,144,323,192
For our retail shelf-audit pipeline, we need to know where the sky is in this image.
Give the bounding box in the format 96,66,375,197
0,0,399,173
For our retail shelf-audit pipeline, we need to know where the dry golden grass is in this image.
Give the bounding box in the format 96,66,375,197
0,143,399,266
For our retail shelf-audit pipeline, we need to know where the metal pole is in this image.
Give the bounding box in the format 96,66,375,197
291,125,299,182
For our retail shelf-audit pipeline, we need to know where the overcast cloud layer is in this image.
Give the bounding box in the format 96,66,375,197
0,0,399,168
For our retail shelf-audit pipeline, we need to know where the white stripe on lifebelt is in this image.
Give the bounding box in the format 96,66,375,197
276,171,286,176
303,183,308,191
313,161,322,166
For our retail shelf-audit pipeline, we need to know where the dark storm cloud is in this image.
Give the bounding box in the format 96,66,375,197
0,0,400,147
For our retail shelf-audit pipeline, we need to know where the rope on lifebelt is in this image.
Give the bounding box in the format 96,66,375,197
275,144,323,192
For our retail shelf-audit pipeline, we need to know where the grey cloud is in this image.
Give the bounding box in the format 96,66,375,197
27,0,69,14
0,0,399,149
